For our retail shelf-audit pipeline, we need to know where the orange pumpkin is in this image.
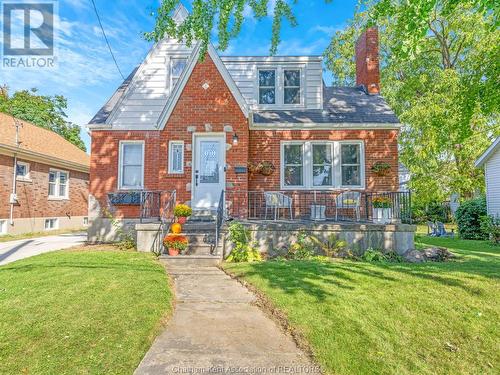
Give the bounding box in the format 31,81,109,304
171,223,182,234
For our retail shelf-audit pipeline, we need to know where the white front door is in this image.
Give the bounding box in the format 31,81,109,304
192,135,225,210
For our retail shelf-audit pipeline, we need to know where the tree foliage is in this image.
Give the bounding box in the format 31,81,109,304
324,0,500,204
0,86,86,152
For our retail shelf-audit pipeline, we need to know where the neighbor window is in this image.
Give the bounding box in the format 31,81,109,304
48,169,69,199
258,69,276,105
119,141,144,190
281,141,364,189
341,143,361,186
0,220,6,235
83,217,89,225
16,161,30,180
283,144,304,187
168,141,184,174
170,58,187,89
284,69,301,104
44,218,58,230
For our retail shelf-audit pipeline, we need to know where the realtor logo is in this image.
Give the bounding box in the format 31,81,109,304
2,1,57,68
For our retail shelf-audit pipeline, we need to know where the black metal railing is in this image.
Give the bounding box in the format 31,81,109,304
151,190,177,256
215,190,225,250
224,190,412,224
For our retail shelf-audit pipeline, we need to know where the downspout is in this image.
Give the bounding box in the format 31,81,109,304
10,117,21,226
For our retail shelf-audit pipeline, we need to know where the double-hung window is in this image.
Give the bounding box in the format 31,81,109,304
284,69,301,104
170,58,187,89
119,141,144,190
281,141,364,189
48,169,69,199
258,69,276,105
168,141,184,174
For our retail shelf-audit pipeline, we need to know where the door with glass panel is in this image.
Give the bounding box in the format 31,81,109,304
192,135,225,210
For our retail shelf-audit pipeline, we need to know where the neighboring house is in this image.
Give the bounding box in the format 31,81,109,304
475,137,500,217
0,113,90,235
398,163,410,191
87,5,401,239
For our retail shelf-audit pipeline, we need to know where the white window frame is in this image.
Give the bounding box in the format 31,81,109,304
0,219,6,235
168,141,184,174
256,65,305,109
258,68,277,105
283,68,302,105
170,57,188,92
280,141,365,190
118,140,145,190
16,161,30,181
44,218,59,231
48,168,69,199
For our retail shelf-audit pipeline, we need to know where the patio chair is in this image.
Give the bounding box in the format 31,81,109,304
436,221,455,237
335,191,361,221
427,221,438,236
264,192,293,220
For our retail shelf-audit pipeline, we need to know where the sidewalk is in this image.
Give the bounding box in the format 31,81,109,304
135,264,317,374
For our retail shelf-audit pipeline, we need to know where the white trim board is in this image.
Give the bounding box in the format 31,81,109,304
476,137,500,168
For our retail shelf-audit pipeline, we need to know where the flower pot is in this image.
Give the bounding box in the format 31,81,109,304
177,216,187,224
310,204,326,221
168,248,180,256
373,208,392,224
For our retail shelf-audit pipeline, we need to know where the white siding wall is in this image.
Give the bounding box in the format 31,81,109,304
485,148,500,217
109,39,194,128
221,57,323,110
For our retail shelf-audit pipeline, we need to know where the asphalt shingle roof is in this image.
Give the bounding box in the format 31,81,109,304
253,86,400,125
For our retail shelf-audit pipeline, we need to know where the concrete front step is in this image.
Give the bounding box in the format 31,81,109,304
185,244,215,256
159,255,221,267
182,222,216,233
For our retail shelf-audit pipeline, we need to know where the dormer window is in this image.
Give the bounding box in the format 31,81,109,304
170,58,187,89
284,69,300,104
258,69,276,105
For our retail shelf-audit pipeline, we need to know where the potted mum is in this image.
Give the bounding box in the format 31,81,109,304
163,234,188,256
174,204,192,224
372,196,393,224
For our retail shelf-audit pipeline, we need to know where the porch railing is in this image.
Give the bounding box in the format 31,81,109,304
151,190,177,256
215,190,225,249
224,190,412,224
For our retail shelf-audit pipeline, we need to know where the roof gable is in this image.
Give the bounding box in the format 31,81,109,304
156,42,249,129
476,137,500,168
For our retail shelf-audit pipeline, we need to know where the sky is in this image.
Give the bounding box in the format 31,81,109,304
1,0,359,152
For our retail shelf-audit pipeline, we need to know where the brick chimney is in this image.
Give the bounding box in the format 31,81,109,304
355,27,380,94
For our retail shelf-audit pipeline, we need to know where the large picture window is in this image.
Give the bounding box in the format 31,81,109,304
281,141,364,189
119,141,144,190
258,69,276,105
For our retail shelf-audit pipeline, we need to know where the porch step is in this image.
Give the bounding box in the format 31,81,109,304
159,255,221,267
182,222,216,233
189,210,216,222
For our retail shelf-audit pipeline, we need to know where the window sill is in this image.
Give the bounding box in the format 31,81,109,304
16,177,32,183
48,196,69,201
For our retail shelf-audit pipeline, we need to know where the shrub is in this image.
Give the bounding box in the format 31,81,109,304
286,230,315,260
481,215,500,244
361,248,403,263
309,233,349,257
455,197,487,240
226,222,262,263
412,200,451,223
174,204,192,217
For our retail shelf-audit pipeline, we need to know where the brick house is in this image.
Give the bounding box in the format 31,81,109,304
0,113,89,236
87,5,404,243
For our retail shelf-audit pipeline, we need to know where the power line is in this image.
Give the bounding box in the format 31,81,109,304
90,0,125,80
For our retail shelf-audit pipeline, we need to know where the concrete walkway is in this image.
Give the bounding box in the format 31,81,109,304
135,264,318,375
0,232,87,265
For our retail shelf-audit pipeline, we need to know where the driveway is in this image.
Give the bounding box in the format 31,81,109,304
0,232,87,265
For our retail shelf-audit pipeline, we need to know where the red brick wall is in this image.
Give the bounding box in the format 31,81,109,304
0,154,89,219
90,54,249,218
356,27,380,94
248,129,399,192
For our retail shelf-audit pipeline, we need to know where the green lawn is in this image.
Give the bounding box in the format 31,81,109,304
224,236,499,375
0,247,172,374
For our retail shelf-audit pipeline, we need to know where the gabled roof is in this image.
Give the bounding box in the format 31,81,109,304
0,113,90,172
252,86,400,127
475,137,500,168
155,42,249,129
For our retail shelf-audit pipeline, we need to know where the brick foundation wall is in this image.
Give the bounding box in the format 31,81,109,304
90,54,249,218
0,154,89,220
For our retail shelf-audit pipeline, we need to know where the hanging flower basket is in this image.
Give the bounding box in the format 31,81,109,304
259,161,275,176
371,162,392,177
